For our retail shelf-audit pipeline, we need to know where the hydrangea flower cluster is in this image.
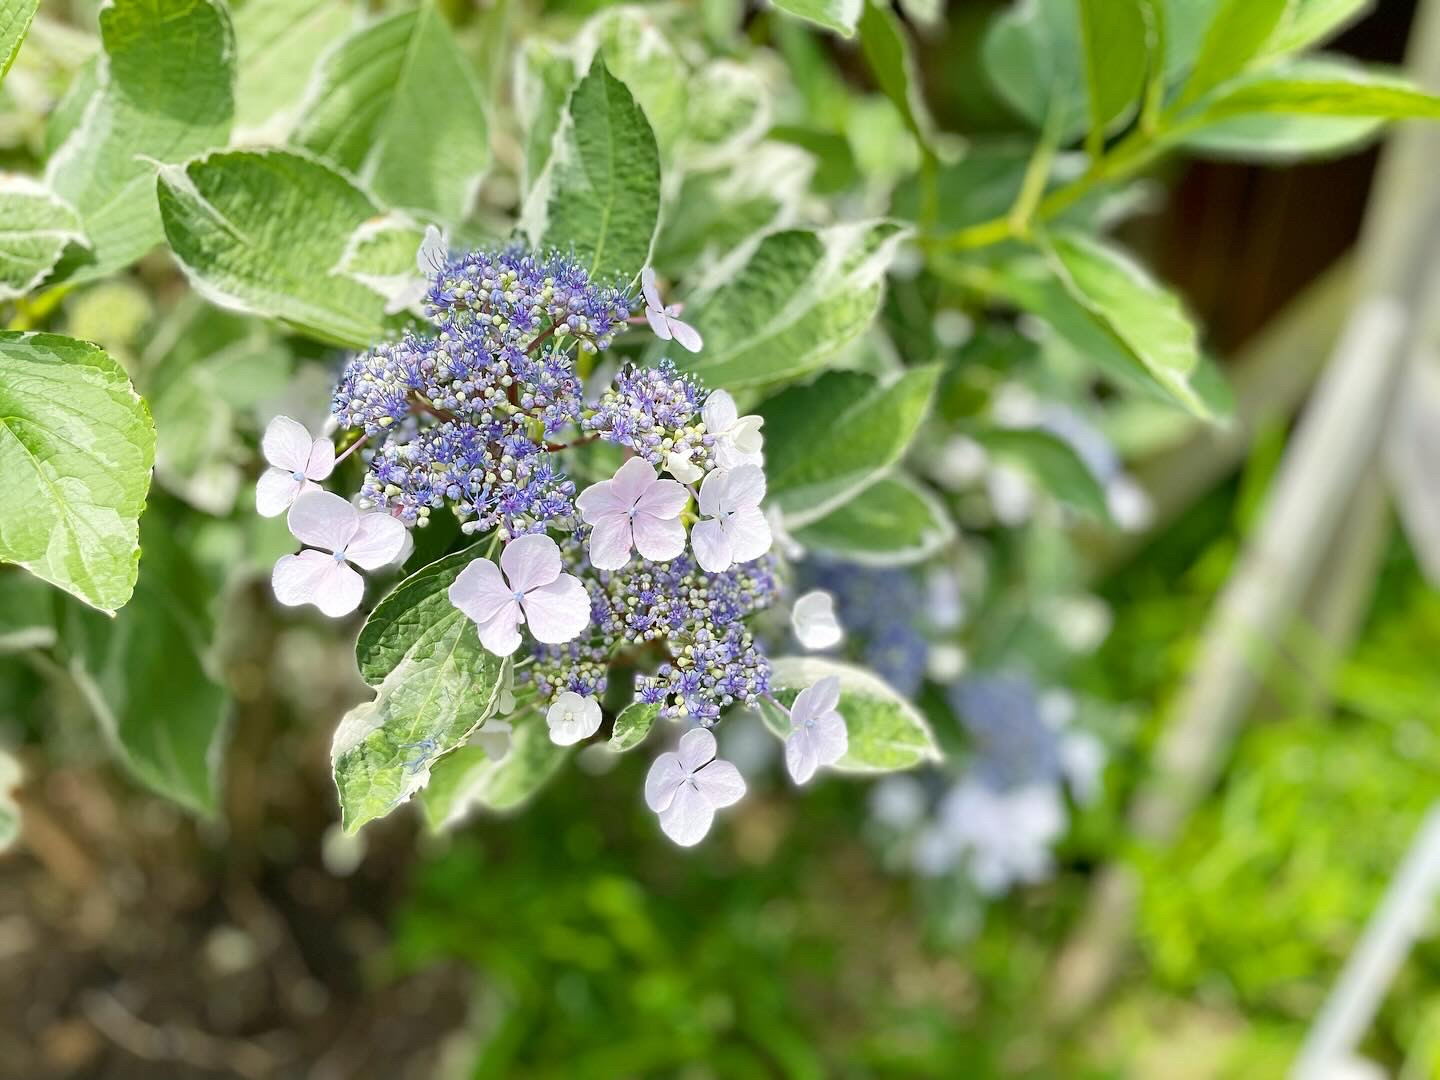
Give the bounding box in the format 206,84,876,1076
257,239,850,846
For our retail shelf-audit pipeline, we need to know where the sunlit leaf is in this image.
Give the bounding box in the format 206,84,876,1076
0,177,85,301
792,471,955,565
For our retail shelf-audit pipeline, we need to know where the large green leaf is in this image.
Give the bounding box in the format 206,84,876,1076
1039,231,1226,420
982,0,1088,142
46,0,235,283
0,333,155,614
0,0,38,84
420,711,568,829
64,512,226,815
294,5,490,224
791,471,955,566
526,57,660,284
232,0,354,136
678,221,908,390
1181,59,1440,126
0,177,85,301
1076,0,1149,141
759,365,939,527
157,149,405,348
975,427,1110,518
773,0,862,36
858,0,940,152
336,546,504,832
759,656,940,772
1178,0,1289,105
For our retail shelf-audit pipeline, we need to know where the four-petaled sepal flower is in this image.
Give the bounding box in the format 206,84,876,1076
792,590,843,650
576,457,689,570
644,727,746,846
449,533,590,655
257,415,334,518
641,267,702,353
272,491,408,617
546,691,602,746
691,464,771,573
783,676,848,785
702,390,764,469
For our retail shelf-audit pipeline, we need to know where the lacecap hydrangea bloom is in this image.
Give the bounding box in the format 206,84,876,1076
259,243,848,846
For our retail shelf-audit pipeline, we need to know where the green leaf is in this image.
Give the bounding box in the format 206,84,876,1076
682,60,772,166
982,0,1087,141
64,512,226,815
581,8,688,157
294,5,490,224
526,57,661,284
759,656,940,772
858,0,940,153
772,0,862,36
759,365,939,527
0,747,20,853
232,0,354,136
420,712,569,829
0,571,55,653
791,471,954,565
515,38,576,194
0,0,38,84
1263,0,1370,58
335,213,426,301
336,546,504,832
1076,0,1149,140
0,177,85,301
1045,231,1224,420
46,0,235,283
1179,0,1289,105
0,332,155,614
157,149,406,348
677,221,909,390
609,701,659,752
975,427,1110,518
1181,58,1440,125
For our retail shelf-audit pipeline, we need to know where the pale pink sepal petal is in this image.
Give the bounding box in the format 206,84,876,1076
785,732,820,785
449,558,514,626
694,759,745,808
636,477,688,519
676,727,717,772
475,606,523,656
305,438,335,481
645,752,686,812
522,574,591,644
501,533,562,594
690,518,732,573
667,318,703,353
632,512,686,563
640,266,663,311
262,415,314,472
610,457,659,504
272,550,363,617
727,505,772,564
587,515,634,570
646,305,673,341
345,513,409,570
256,467,302,518
659,783,716,846
725,464,767,509
547,692,602,746
702,391,738,434
287,490,358,553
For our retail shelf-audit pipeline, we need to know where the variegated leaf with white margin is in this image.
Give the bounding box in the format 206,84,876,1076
293,5,489,224
758,656,941,772
157,149,407,348
0,0,39,85
46,0,235,284
231,0,356,142
680,59,773,171
0,176,85,300
419,711,569,830
514,37,577,194
676,220,911,391
569,6,687,156
791,471,955,566
772,0,863,37
332,212,427,314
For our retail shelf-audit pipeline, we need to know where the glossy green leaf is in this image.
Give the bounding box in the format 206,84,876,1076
46,0,234,283
1076,0,1149,138
975,427,1110,518
294,5,489,223
0,0,38,84
0,333,155,614
1183,59,1440,125
760,657,940,772
64,514,226,815
336,546,504,832
982,0,1087,141
792,471,955,565
678,221,909,390
858,0,940,153
1263,0,1371,59
0,177,85,301
420,712,568,829
1179,0,1289,105
526,57,660,284
760,365,939,527
609,701,659,752
157,149,405,348
232,0,354,136
773,0,862,36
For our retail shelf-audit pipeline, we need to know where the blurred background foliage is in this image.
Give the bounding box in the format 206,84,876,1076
3,0,1440,1076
